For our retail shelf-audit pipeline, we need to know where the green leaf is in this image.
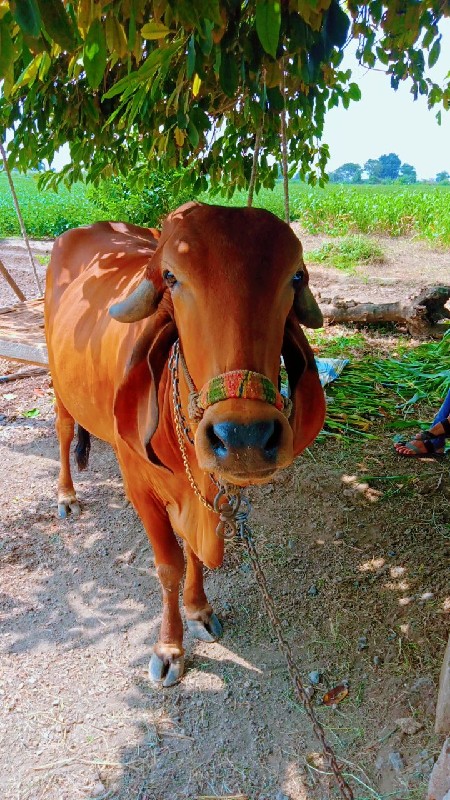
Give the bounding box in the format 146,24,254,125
428,38,441,69
347,82,361,102
325,0,349,49
0,19,14,79
22,408,40,418
83,19,107,90
219,49,238,97
36,0,78,50
12,0,41,37
141,21,170,40
255,0,281,59
199,18,214,56
13,52,43,89
187,34,196,79
187,119,199,148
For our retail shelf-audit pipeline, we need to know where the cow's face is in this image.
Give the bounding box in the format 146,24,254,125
111,203,325,486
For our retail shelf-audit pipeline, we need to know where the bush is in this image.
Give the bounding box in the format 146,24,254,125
305,235,385,271
88,169,192,228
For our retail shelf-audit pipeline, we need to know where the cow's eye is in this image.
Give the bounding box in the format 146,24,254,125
292,270,304,288
163,270,177,288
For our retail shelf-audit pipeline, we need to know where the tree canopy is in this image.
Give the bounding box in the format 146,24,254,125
328,154,422,183
329,162,362,183
0,1,449,194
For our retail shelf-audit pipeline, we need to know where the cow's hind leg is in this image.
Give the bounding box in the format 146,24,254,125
183,543,223,642
54,393,81,518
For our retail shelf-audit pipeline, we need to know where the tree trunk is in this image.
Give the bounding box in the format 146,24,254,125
319,285,450,336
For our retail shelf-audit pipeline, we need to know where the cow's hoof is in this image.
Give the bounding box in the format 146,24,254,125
149,653,185,687
187,613,223,643
57,500,81,518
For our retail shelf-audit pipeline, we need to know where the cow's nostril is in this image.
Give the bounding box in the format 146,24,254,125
265,421,282,453
206,420,282,460
206,425,228,458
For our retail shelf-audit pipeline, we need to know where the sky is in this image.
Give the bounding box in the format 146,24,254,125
323,21,450,180
50,19,450,181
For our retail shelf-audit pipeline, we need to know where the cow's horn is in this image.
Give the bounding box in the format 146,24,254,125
294,286,323,329
109,279,158,323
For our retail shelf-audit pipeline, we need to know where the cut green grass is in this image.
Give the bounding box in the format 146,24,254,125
315,329,450,440
305,235,385,272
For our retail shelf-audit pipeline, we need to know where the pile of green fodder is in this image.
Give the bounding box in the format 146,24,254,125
319,330,450,440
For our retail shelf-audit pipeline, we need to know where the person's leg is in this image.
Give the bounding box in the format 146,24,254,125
394,388,450,457
430,388,450,449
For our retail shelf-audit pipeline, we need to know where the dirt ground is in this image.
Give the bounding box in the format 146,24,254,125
0,231,449,800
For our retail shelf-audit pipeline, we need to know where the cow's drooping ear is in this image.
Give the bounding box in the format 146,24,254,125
282,310,326,456
114,308,177,467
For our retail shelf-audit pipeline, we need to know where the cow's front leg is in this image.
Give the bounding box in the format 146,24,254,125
184,543,223,643
127,490,186,687
149,553,186,687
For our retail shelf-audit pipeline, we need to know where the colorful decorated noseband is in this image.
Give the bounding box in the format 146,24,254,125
173,341,292,422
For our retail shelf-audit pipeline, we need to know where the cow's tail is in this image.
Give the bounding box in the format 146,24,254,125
75,424,91,471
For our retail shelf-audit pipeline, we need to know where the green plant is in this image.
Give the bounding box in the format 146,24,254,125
305,236,385,272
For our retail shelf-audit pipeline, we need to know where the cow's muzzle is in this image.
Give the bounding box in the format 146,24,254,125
171,341,295,485
195,400,294,485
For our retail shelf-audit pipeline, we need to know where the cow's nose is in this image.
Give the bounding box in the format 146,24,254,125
206,420,282,461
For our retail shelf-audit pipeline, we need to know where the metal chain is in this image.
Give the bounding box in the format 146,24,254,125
237,518,354,800
169,342,195,445
169,340,353,798
169,344,215,511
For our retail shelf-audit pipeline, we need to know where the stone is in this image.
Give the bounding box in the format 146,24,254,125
90,780,107,797
435,634,450,734
395,716,423,735
427,737,450,800
308,671,321,685
388,751,405,772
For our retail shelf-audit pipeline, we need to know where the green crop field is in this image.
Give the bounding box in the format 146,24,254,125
207,182,450,243
1,172,450,244
0,172,99,238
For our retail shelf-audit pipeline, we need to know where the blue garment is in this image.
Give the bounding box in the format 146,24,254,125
431,388,450,448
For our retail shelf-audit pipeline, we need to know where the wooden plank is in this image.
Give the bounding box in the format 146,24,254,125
0,298,48,366
0,338,48,366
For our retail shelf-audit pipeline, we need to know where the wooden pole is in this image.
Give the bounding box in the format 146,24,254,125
0,139,43,295
247,127,262,208
280,64,290,225
0,258,26,302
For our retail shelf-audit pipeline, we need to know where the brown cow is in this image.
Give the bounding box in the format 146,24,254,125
45,202,325,686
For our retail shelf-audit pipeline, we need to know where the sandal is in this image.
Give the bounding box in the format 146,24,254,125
394,429,446,458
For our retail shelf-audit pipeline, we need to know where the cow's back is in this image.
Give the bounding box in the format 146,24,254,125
45,222,159,443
